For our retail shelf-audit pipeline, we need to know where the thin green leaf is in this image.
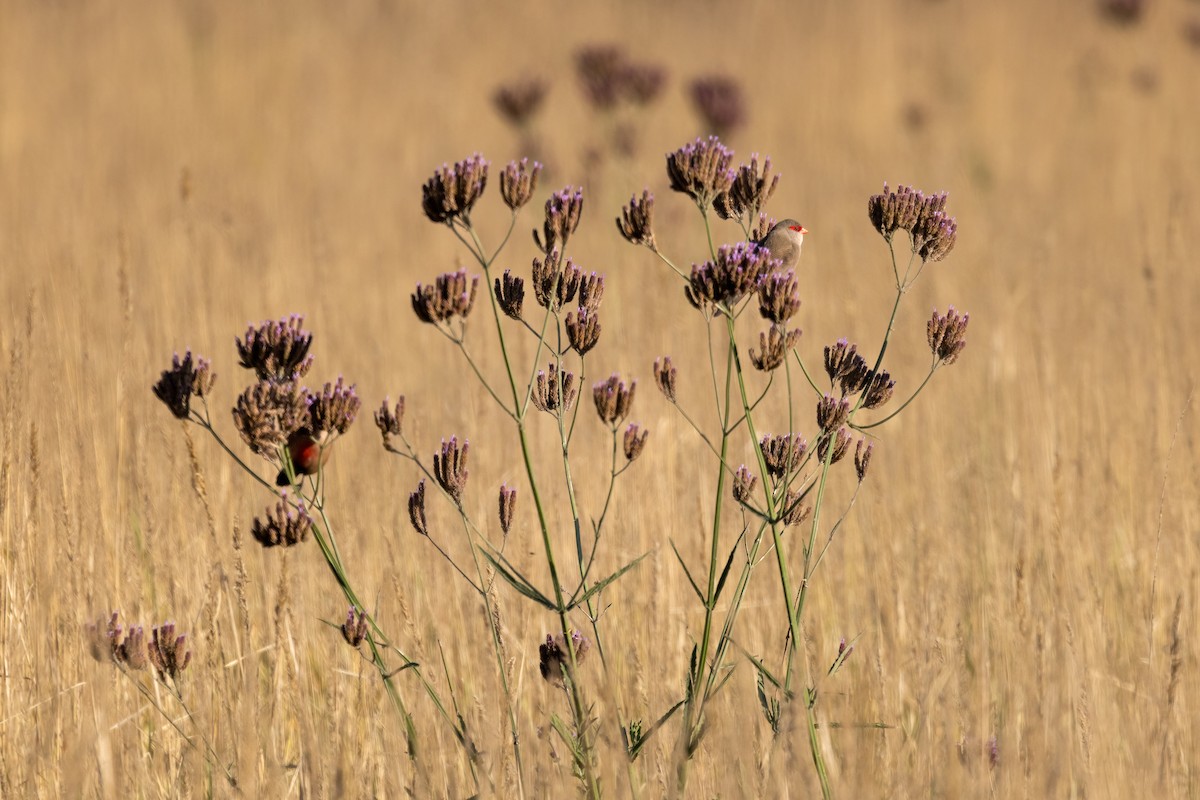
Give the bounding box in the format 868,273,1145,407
669,539,705,603
567,552,648,609
711,531,745,605
481,550,555,609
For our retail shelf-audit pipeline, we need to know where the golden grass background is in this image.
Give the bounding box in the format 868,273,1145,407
2,1,1198,797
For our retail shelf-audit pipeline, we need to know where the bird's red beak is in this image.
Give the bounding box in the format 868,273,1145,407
792,224,808,235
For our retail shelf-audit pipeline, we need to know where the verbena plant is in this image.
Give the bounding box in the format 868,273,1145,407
140,136,968,798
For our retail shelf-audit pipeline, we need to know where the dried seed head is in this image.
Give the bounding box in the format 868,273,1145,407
153,351,215,419
412,269,481,324
539,630,591,687
341,607,369,648
761,433,808,479
824,339,857,383
868,183,958,261
89,612,148,670
566,308,602,355
534,187,584,254
621,61,667,105
782,489,812,526
732,464,758,504
667,136,736,212
578,272,605,313
689,75,746,139
498,483,517,535
816,426,852,465
495,270,526,320
854,439,875,482
433,437,470,505
750,213,774,243
716,153,779,222
232,380,310,459
500,158,542,211
927,306,969,365
616,190,656,250
408,479,429,536
236,315,314,382
251,493,313,547
914,210,958,262
653,356,677,403
533,362,578,414
687,241,774,310
816,394,851,432
421,154,489,225
749,326,802,371
576,44,626,110
758,269,802,324
375,396,405,447
531,249,583,311
148,622,192,683
308,377,360,437
861,371,895,409
493,80,547,128
623,423,648,461
593,374,636,426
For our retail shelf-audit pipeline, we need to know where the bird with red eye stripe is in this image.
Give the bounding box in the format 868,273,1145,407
757,218,808,271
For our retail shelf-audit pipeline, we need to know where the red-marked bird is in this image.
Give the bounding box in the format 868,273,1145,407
276,429,329,486
757,219,808,271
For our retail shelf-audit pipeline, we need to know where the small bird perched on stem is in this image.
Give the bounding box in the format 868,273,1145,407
757,219,807,271
276,429,329,486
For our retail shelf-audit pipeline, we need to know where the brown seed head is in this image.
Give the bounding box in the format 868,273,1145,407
621,61,667,105
927,306,969,365
687,241,774,310
617,190,656,250
232,380,310,459
308,377,360,437
653,356,677,403
148,622,192,683
689,75,746,139
854,439,875,482
539,630,591,686
422,154,489,225
90,612,149,670
533,362,578,414
566,308,602,355
412,269,481,324
575,44,626,110
623,423,648,461
817,426,852,465
816,394,852,432
341,607,369,648
531,249,583,311
761,433,808,479
666,136,735,212
433,437,470,505
500,158,542,211
578,272,605,313
498,483,517,536
153,351,215,419
375,396,405,449
493,79,547,128
861,370,896,409
495,270,526,320
593,374,636,426
749,326,802,371
732,464,758,504
236,314,314,382
782,489,812,526
758,269,802,324
716,153,779,222
534,187,584,254
408,479,429,536
251,493,313,547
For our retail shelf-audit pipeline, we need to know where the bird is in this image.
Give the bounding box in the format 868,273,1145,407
757,219,808,271
276,429,329,486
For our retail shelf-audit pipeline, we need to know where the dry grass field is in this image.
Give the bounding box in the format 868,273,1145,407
2,1,1198,797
